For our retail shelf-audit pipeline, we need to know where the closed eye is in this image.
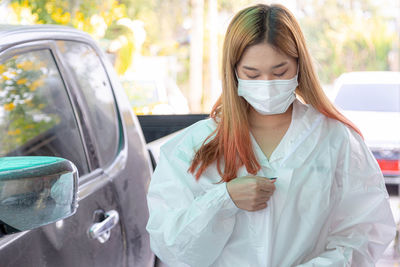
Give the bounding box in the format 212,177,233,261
246,74,259,79
275,70,287,77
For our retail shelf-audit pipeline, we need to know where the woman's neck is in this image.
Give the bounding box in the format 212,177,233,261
248,104,293,131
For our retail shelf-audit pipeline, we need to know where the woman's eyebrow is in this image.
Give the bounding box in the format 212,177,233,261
242,61,288,71
271,61,288,69
242,66,260,71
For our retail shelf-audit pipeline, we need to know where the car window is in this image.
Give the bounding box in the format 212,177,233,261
334,84,400,112
0,49,89,175
56,41,119,167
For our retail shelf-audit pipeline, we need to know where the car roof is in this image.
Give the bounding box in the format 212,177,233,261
0,24,93,51
336,71,400,85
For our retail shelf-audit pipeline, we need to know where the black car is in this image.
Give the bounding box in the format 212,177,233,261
0,25,156,267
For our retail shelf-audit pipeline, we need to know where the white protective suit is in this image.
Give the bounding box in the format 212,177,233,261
146,98,396,267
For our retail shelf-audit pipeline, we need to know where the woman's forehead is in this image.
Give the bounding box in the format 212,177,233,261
238,43,291,69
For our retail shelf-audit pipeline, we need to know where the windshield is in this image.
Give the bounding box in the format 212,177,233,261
334,84,400,112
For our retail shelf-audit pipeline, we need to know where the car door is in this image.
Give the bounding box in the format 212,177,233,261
54,38,155,267
0,40,127,266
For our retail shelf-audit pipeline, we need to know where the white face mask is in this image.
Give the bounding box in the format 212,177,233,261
237,69,298,115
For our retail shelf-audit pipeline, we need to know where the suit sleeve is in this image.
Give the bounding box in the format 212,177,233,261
145,146,240,267
295,127,397,267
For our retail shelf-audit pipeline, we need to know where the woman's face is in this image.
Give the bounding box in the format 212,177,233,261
236,42,297,81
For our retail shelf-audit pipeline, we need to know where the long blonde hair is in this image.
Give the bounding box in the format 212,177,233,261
188,3,362,182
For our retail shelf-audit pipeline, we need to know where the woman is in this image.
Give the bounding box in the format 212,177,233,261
146,4,396,267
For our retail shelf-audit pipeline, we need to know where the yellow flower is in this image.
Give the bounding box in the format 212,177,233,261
2,75,10,80
45,2,54,14
17,61,34,71
7,129,21,136
4,103,15,111
61,12,71,24
16,78,28,85
21,0,29,8
24,124,34,129
75,11,84,22
51,8,70,24
0,64,6,73
30,79,44,91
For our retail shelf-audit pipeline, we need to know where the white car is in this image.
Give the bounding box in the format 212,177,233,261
333,72,400,187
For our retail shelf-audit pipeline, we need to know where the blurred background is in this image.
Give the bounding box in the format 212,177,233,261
0,0,399,266
0,0,398,114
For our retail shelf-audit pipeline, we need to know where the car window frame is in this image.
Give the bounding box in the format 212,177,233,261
54,40,121,169
0,40,91,172
52,38,127,187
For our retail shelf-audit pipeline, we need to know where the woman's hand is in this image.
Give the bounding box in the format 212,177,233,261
226,175,276,211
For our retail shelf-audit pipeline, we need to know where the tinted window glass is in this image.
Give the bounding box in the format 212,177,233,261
334,84,400,112
0,49,89,175
57,41,119,167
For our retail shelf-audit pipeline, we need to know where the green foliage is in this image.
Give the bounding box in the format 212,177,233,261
105,23,135,74
6,0,398,110
0,57,59,155
9,0,134,74
298,0,397,83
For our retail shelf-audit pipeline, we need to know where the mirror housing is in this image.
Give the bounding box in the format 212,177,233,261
0,156,78,235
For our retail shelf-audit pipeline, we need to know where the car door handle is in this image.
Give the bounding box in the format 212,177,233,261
89,210,119,243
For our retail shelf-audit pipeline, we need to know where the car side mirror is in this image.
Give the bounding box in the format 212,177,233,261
0,156,78,235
